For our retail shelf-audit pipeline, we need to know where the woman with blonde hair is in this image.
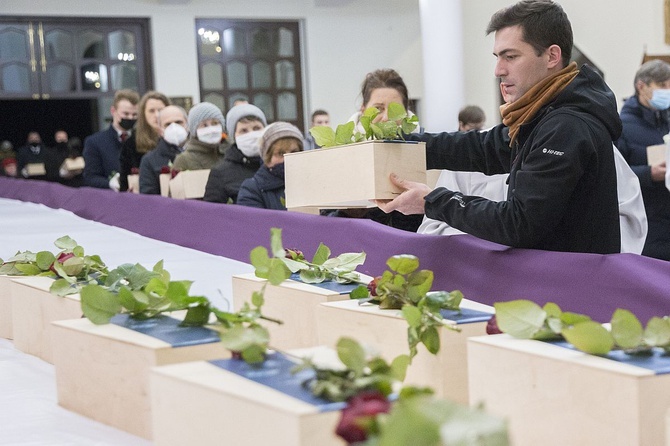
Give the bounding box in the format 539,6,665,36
119,91,170,191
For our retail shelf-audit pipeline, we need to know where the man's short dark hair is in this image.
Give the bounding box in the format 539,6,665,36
486,0,573,68
311,109,328,122
458,105,486,126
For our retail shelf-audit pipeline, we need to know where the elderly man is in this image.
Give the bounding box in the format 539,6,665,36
83,89,139,190
139,105,189,194
378,0,621,255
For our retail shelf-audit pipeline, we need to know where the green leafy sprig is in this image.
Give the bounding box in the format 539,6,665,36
251,227,366,285
80,260,210,325
292,337,410,403
356,255,463,360
494,299,670,356
0,235,108,296
310,102,418,148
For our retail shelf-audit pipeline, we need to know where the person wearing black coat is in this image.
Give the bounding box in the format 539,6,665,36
617,60,670,260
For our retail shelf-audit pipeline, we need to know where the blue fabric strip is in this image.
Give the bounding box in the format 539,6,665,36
289,273,360,295
110,313,220,348
209,352,346,412
546,340,670,375
440,307,493,324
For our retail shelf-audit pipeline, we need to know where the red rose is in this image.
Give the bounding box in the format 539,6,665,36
130,167,139,175
367,276,381,297
160,166,171,174
284,248,304,260
49,252,75,274
335,391,390,444
486,315,503,335
170,168,181,179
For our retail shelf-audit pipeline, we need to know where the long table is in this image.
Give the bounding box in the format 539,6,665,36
1,176,668,324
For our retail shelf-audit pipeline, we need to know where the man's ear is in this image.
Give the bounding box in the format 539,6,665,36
547,44,562,69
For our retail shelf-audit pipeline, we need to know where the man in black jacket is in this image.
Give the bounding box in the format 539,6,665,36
378,0,621,254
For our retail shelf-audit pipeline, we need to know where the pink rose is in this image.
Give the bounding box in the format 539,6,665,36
335,391,390,444
50,252,75,274
486,315,503,335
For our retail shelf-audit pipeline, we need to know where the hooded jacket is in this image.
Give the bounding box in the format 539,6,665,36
418,64,622,254
172,137,228,172
617,95,670,260
237,163,286,210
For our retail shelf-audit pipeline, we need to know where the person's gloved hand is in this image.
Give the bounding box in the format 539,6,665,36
108,172,120,192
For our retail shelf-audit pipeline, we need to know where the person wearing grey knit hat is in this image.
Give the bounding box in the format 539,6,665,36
172,102,229,171
237,121,303,210
259,122,304,166
225,103,267,142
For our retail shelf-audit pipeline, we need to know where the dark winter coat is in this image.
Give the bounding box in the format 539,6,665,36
139,138,182,195
83,125,122,188
237,163,286,210
617,95,670,260
203,144,261,204
416,64,622,254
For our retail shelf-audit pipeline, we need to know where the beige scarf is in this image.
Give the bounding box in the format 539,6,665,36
500,61,579,147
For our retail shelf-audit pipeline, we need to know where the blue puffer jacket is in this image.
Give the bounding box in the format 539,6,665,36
617,95,670,260
236,163,286,210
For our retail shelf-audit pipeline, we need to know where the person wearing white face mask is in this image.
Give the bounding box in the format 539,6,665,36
139,105,189,194
173,102,229,171
203,103,267,203
618,59,670,260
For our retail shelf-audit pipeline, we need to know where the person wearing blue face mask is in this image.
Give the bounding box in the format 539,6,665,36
618,59,670,260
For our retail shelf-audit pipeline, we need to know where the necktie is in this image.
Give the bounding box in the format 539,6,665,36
120,131,128,143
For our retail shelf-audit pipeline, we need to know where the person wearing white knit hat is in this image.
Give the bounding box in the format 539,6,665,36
173,102,229,171
203,103,268,203
237,122,303,210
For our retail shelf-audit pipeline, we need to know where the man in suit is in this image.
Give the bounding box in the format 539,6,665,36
83,89,139,189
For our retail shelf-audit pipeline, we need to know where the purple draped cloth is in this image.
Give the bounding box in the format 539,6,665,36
1,177,668,323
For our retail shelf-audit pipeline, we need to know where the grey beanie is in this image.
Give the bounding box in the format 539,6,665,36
226,104,267,141
188,102,225,136
260,122,304,162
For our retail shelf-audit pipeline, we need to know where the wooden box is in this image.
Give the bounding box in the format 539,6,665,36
169,169,210,199
126,173,140,193
150,350,344,446
25,162,46,176
11,276,81,363
61,156,85,172
51,315,229,440
232,273,360,350
159,172,170,197
0,275,19,339
284,140,426,209
468,335,670,446
316,299,492,404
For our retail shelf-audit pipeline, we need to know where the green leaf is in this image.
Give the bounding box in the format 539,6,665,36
336,337,367,375
610,309,643,349
560,312,592,326
401,305,422,328
334,121,355,146
386,255,419,275
72,245,84,257
61,256,85,277
267,258,291,286
118,287,144,313
543,302,562,318
359,115,372,137
494,300,546,339
312,243,330,265
54,235,77,250
251,290,264,308
282,257,308,273
298,268,326,284
420,326,440,354
220,324,269,352
49,278,77,296
309,125,336,147
400,117,418,136
0,262,22,275
644,317,670,347
270,227,285,258
561,321,614,355
80,284,121,324
250,246,271,278
164,280,193,305
241,344,267,364
389,354,410,382
36,251,56,271
14,263,42,276
387,102,407,122
350,285,369,300
180,305,211,327
370,122,385,140
145,277,169,297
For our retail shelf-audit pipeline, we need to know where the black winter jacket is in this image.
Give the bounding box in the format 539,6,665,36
617,95,670,260
139,138,182,195
203,144,261,204
237,163,286,210
417,65,622,254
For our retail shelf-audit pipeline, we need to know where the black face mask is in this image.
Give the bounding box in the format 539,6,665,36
55,142,68,151
268,162,285,180
119,118,137,130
